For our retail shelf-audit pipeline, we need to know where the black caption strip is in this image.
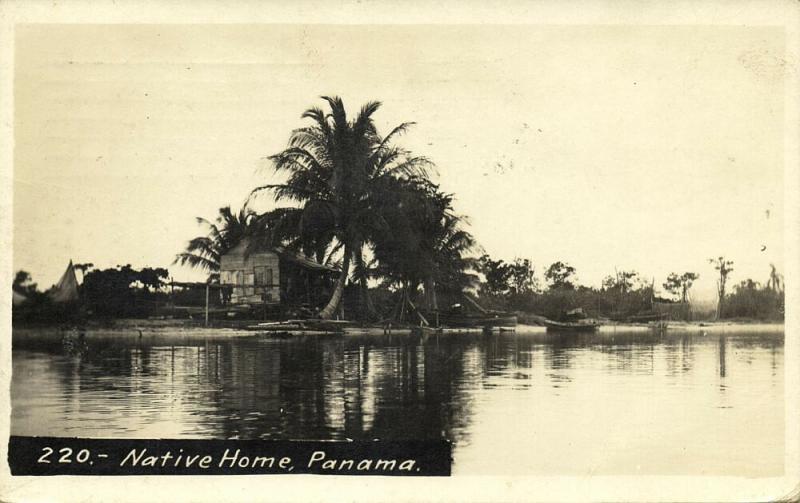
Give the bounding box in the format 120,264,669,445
8,436,451,476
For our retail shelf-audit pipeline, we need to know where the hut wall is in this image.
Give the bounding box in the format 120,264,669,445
219,250,281,305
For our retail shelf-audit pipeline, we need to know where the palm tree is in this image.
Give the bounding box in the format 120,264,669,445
371,179,477,313
174,205,259,282
415,184,478,310
251,96,431,319
429,214,479,302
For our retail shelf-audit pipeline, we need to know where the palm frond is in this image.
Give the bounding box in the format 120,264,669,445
373,122,415,156
324,240,345,266
269,146,327,174
173,252,219,272
376,155,435,181
183,237,219,260
300,106,328,128
353,100,381,138
321,95,347,131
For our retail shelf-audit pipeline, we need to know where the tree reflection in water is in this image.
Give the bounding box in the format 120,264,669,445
10,327,785,456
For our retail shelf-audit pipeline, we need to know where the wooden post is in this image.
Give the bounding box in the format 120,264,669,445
205,284,210,327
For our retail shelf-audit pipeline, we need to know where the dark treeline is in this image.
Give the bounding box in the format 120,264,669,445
472,254,784,322
724,278,784,320
12,249,786,325
12,265,173,323
474,255,667,321
81,265,170,318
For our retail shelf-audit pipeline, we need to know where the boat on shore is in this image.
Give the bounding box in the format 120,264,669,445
245,319,355,333
434,311,518,329
422,294,517,330
419,325,486,335
543,319,601,332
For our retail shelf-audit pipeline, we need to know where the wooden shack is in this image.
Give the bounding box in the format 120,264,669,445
219,239,338,309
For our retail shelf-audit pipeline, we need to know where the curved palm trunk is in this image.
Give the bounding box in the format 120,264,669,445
320,245,351,320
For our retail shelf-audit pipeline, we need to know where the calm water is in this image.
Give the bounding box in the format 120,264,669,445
11,326,784,476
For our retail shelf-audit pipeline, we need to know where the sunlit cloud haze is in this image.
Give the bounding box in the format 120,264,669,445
14,24,785,302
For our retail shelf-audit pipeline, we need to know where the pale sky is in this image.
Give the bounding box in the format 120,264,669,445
13,24,786,301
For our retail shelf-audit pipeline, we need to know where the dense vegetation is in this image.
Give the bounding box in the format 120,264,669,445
723,277,784,320
472,255,783,322
12,97,785,324
13,265,171,323
474,257,666,320
81,265,170,318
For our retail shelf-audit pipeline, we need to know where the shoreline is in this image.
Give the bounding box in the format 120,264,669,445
11,319,785,340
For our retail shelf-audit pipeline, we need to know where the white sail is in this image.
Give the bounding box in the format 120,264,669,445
48,260,80,303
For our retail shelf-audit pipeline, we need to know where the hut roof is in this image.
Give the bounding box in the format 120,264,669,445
224,238,339,273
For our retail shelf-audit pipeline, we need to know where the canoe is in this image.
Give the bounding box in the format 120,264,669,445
418,326,487,335
247,319,356,333
543,319,600,332
433,312,518,329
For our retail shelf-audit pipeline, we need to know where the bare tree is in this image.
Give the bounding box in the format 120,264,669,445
766,263,783,293
709,257,734,320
